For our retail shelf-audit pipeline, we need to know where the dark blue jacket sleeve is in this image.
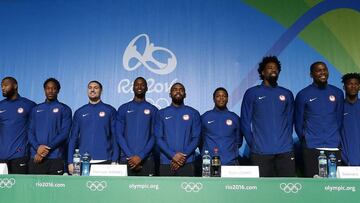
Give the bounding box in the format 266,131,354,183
337,90,344,129
240,90,254,147
68,112,80,163
27,108,40,152
116,106,133,158
183,111,201,155
288,91,295,136
236,116,243,149
294,92,305,140
110,108,120,161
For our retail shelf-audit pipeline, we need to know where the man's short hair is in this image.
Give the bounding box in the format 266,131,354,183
258,56,281,80
43,78,61,90
170,82,185,91
213,87,228,98
310,61,326,73
2,76,18,85
341,73,360,84
88,80,103,90
134,77,147,85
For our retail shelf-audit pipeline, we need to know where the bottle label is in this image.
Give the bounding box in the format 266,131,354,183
203,160,210,165
319,159,327,164
73,158,80,162
212,159,220,166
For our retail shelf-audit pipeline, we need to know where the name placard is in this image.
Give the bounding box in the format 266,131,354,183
90,164,127,176
221,166,259,178
0,163,8,174
337,166,360,179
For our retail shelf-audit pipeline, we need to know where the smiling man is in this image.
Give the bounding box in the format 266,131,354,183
154,82,201,176
67,81,118,174
295,62,344,177
116,77,158,176
201,87,242,165
241,56,295,177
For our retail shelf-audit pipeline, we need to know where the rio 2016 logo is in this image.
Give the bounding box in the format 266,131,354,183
123,34,177,75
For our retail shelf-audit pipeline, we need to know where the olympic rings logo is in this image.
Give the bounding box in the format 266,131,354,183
181,182,203,192
279,183,302,193
86,181,107,191
0,178,16,189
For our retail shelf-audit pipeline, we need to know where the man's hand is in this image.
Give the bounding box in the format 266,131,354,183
172,152,186,166
37,145,51,157
127,155,142,170
68,164,74,175
33,154,44,163
170,161,181,171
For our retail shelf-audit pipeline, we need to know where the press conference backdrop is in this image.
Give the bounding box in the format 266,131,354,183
1,0,360,155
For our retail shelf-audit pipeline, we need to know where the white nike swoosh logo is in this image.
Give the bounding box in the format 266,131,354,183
291,157,295,160
309,98,317,102
57,170,63,174
0,110,6,113
36,109,44,113
207,120,215,124
165,116,172,120
19,163,26,166
127,110,134,113
258,96,266,100
344,113,349,116
82,113,89,117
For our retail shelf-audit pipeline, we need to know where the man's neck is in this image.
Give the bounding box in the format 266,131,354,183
89,99,101,104
7,92,19,100
314,81,328,88
172,101,183,107
346,94,358,104
215,106,227,111
263,80,277,87
134,95,145,102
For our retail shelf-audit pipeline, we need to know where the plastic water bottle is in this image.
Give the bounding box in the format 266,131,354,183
211,147,221,177
318,151,327,178
72,149,81,176
328,153,337,178
202,150,211,177
82,152,91,176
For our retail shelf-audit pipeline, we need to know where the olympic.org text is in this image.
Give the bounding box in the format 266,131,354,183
35,182,66,188
129,184,159,190
225,184,258,191
325,185,356,192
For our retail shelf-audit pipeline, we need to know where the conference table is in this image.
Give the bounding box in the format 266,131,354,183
0,175,359,203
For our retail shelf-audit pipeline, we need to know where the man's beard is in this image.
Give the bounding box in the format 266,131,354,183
172,97,184,105
267,75,278,86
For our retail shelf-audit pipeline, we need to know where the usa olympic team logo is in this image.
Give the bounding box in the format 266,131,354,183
183,114,190,121
53,108,59,113
17,107,24,114
329,95,336,102
99,111,106,117
144,109,150,115
279,95,286,101
226,119,233,126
